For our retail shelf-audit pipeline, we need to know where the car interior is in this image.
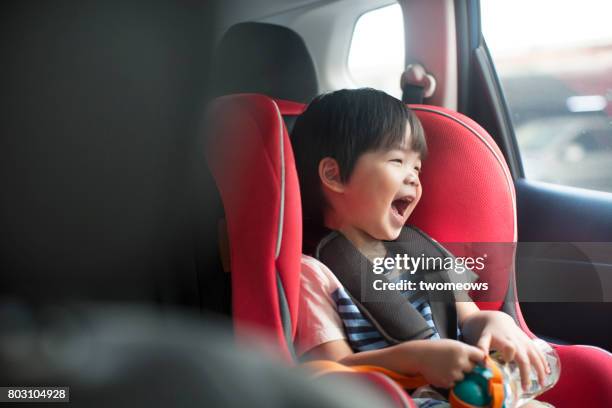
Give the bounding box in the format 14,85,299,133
2,0,611,407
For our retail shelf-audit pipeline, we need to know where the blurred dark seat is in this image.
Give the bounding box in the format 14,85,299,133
0,0,230,315
0,303,392,408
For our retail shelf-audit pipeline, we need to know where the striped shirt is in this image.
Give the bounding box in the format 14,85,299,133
331,285,442,352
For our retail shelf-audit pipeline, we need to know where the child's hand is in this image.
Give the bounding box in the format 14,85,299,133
461,310,550,391
409,339,485,389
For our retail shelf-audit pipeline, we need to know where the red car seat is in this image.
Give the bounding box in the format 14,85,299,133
206,94,417,408
277,98,612,408
205,94,302,361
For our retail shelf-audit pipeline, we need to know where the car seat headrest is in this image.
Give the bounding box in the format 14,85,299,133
211,22,318,103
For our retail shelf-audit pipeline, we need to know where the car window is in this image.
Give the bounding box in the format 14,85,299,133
347,3,404,99
481,0,612,193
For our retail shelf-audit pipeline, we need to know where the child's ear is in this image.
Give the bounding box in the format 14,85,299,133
318,157,344,193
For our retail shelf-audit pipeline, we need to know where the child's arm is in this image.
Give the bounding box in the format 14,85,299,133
302,337,485,389
456,300,480,324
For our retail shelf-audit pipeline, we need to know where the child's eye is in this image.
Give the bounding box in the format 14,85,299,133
390,159,403,164
414,166,421,173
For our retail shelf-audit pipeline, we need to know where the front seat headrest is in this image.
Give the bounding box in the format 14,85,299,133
211,22,318,103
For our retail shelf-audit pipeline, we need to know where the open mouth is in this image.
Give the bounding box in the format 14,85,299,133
391,196,413,218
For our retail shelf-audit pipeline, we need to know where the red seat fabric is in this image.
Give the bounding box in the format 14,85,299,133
543,344,612,407
205,94,302,361
408,105,516,312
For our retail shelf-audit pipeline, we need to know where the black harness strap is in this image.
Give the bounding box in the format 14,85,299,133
316,226,458,342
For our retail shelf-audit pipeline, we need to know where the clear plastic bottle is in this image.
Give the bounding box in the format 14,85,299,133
491,338,561,407
451,338,560,408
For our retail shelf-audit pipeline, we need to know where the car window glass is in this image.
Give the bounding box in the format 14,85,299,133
348,3,404,99
575,132,599,152
481,0,612,193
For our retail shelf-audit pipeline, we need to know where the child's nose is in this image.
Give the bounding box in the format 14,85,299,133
404,170,420,186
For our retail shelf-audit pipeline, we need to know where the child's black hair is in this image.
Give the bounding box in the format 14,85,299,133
291,88,427,254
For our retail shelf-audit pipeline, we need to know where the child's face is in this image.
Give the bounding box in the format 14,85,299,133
338,128,422,241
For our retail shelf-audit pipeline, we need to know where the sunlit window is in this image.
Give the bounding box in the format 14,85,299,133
482,0,612,193
348,3,404,98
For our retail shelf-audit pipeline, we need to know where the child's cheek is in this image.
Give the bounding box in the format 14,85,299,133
375,177,395,202
412,187,423,210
